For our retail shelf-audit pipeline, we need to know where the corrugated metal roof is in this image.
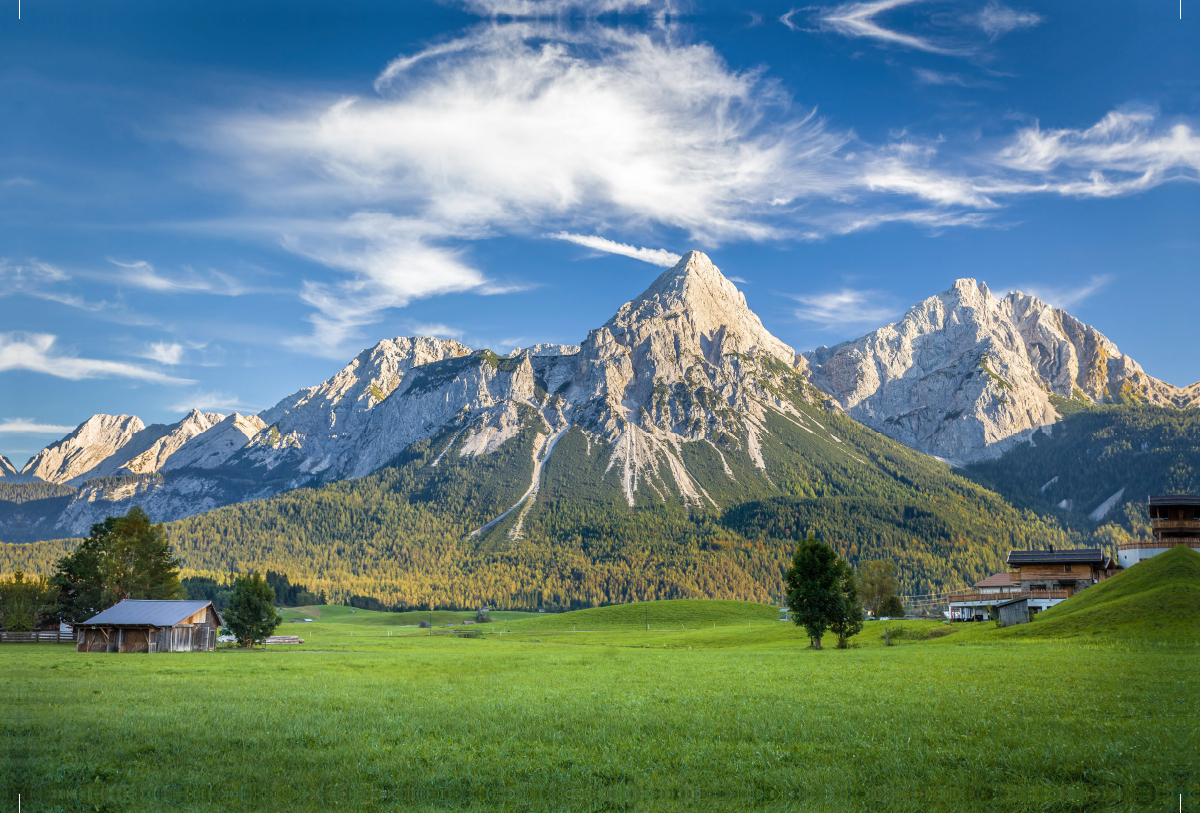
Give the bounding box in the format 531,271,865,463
81,599,213,627
996,596,1028,608
1007,548,1103,564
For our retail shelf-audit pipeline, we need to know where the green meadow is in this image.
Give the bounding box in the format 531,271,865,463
3,550,1199,813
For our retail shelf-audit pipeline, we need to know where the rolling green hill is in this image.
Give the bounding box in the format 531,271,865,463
998,545,1200,641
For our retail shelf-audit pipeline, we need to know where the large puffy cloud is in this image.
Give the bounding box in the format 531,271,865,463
207,22,1198,355
213,24,851,351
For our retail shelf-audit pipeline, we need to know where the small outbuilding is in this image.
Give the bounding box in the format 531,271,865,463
77,599,223,653
996,596,1030,628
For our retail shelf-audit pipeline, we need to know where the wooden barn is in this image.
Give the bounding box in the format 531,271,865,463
77,599,222,653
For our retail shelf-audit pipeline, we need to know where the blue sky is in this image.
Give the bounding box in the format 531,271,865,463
1,0,1197,466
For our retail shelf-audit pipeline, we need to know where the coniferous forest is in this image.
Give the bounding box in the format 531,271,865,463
4,400,1193,609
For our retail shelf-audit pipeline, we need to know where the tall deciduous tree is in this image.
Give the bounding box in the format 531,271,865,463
858,560,899,618
784,533,844,650
225,573,282,647
49,506,184,622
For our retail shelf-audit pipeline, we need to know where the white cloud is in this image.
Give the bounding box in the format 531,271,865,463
912,68,1000,89
0,419,75,435
812,0,1041,55
0,333,194,384
1014,275,1112,311
786,288,898,328
975,1,1042,39
458,0,666,15
815,0,969,55
168,391,246,412
110,259,248,296
279,214,488,354
143,342,185,365
210,23,853,353
198,21,1197,353
994,110,1200,197
408,323,468,341
0,259,68,285
549,233,681,267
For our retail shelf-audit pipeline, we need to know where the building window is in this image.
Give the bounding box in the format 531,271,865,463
1065,564,1072,572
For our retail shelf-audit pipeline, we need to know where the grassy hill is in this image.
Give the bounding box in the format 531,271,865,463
997,545,1200,642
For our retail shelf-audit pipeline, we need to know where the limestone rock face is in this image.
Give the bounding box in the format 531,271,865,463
21,415,147,484
508,343,580,358
558,251,804,503
161,412,267,470
107,410,226,476
0,455,16,478
803,280,1200,464
238,336,475,480
47,251,819,528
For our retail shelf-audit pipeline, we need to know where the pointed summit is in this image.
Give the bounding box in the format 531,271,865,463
609,250,794,364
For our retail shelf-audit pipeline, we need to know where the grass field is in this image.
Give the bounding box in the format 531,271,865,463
4,555,1199,812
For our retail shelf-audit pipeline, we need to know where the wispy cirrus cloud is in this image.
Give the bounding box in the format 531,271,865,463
167,391,247,412
0,418,76,435
549,233,681,267
1014,275,1113,311
912,68,1001,89
815,0,968,55
974,0,1042,39
995,109,1200,197
786,288,899,328
110,259,249,296
807,0,1042,55
457,0,668,15
0,333,194,384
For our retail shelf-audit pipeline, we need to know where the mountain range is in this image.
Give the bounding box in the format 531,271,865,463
2,251,1195,600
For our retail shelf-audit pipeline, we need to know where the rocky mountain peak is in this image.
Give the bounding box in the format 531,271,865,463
803,276,1200,464
0,455,16,478
20,414,146,484
607,250,794,365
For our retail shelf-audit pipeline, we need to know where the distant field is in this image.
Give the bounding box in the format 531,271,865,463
4,584,1198,812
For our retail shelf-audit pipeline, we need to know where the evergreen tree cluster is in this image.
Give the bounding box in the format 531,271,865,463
964,401,1200,540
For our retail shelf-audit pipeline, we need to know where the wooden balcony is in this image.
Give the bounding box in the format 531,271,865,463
947,589,1069,604
1149,520,1200,531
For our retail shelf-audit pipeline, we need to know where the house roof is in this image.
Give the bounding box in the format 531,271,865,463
996,596,1029,608
80,599,218,627
1007,548,1104,565
973,572,1015,588
1148,495,1200,507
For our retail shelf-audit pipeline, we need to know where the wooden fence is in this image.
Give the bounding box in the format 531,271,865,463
0,631,77,643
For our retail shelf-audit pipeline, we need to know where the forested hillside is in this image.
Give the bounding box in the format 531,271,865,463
963,400,1200,540
0,483,78,545
0,392,1102,609
15,397,1066,609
